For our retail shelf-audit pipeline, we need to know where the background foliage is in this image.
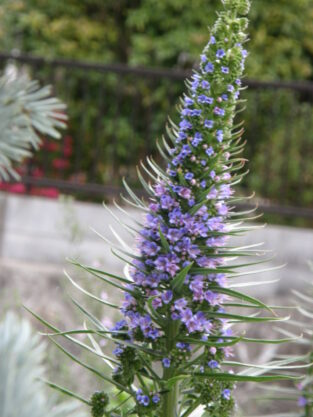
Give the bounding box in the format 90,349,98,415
0,0,312,216
1,0,313,80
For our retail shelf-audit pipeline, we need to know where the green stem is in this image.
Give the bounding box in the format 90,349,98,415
162,320,180,417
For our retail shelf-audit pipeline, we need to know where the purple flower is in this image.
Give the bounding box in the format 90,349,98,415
179,119,192,131
112,320,127,331
178,131,187,140
221,66,229,74
204,62,214,73
216,130,224,142
190,109,202,117
209,35,216,44
162,357,171,368
208,360,219,369
174,298,188,311
161,194,176,210
228,84,235,92
206,146,214,157
167,228,184,243
214,107,225,116
184,97,194,106
152,297,162,309
216,202,228,215
192,138,201,147
200,180,206,189
152,394,160,404
298,396,307,407
216,48,226,58
185,172,194,181
222,389,231,400
113,346,124,356
204,119,214,129
141,396,150,406
197,95,213,105
141,240,160,256
161,290,173,304
201,80,210,89
178,187,192,199
181,144,192,156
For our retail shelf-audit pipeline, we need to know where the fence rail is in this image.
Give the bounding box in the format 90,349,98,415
0,52,312,219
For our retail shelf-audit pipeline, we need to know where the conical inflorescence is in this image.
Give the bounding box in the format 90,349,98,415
34,1,300,416
110,0,254,415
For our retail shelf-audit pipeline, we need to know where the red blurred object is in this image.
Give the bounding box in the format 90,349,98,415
31,187,59,198
43,142,60,152
52,158,70,170
63,145,73,157
0,183,26,193
32,167,44,178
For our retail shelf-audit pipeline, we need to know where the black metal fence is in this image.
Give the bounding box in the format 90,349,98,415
0,52,312,219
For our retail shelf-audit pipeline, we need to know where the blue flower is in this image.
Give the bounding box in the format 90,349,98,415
206,146,214,157
216,48,226,58
162,358,171,368
197,95,213,105
152,394,160,404
208,360,219,368
179,119,193,131
228,84,235,92
190,109,202,117
204,119,214,129
181,108,191,116
222,389,231,400
184,97,194,106
200,54,207,63
214,107,225,117
221,66,229,74
209,35,216,44
204,62,214,73
216,130,224,142
142,396,150,406
221,94,228,101
191,138,201,147
113,346,124,356
201,80,210,89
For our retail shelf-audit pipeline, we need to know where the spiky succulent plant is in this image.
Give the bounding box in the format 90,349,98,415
30,1,302,416
0,312,86,417
0,73,66,181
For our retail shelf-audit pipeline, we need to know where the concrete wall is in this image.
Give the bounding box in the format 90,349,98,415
0,192,312,296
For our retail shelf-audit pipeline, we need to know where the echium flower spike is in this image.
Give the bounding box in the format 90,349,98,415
110,1,252,416
27,0,298,414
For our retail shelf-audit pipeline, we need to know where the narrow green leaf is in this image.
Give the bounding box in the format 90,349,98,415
43,379,91,405
171,262,194,293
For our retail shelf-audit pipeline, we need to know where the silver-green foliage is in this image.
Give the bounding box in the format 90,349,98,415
0,312,86,417
249,263,313,417
0,74,66,181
